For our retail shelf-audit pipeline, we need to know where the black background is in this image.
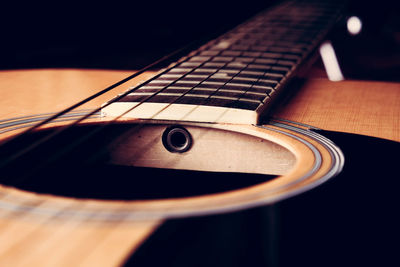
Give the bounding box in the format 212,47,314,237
1,0,399,79
1,0,275,69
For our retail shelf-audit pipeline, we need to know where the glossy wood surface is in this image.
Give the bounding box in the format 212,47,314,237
275,77,400,142
0,69,163,266
1,68,398,141
0,213,160,267
0,68,398,266
0,69,156,119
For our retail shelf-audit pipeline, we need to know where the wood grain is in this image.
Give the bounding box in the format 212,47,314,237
0,68,398,266
1,68,398,142
275,78,400,142
0,69,156,119
0,214,161,267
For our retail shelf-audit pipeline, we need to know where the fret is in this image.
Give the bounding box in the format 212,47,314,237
202,62,226,68
180,75,207,82
221,82,253,91
175,95,209,105
102,0,344,124
164,88,192,94
220,50,242,57
199,81,225,89
189,56,211,62
193,68,216,74
190,88,215,96
167,68,193,74
149,94,182,104
173,81,198,87
251,85,274,94
237,70,265,78
179,62,202,67
254,58,277,65
199,50,220,56
229,45,250,51
246,64,272,71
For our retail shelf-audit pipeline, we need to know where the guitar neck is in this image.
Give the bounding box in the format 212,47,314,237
102,0,344,124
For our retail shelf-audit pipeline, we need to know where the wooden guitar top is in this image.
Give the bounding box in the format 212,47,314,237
0,66,398,266
1,68,398,141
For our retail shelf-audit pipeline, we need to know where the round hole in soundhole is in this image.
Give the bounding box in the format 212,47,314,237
162,126,192,153
170,131,187,148
0,123,276,200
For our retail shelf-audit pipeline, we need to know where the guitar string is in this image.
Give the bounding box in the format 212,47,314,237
0,0,267,171
0,9,273,231
0,3,279,185
0,2,344,247
0,1,341,193
3,7,276,255
2,46,241,184
77,51,279,166
0,37,208,171
3,1,336,187
0,35,226,183
0,3,345,262
76,2,343,170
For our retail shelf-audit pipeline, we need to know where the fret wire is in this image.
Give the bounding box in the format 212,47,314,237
43,60,226,168
0,53,226,185
107,0,344,113
0,6,346,254
0,36,234,187
0,39,205,171
202,57,259,106
109,0,342,114
78,57,255,166
0,0,345,190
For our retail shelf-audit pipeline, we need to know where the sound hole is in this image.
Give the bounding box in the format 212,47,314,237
0,123,275,200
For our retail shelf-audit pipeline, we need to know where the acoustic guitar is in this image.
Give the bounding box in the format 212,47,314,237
0,0,399,266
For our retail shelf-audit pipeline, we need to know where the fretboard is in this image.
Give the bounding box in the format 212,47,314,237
102,0,343,124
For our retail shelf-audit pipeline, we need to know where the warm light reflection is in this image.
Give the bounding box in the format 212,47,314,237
347,16,362,35
319,41,344,82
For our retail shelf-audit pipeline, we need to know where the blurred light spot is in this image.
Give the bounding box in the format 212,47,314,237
347,16,362,35
319,41,344,82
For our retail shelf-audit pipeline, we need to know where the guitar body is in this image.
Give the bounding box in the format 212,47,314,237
1,0,399,264
0,67,399,266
